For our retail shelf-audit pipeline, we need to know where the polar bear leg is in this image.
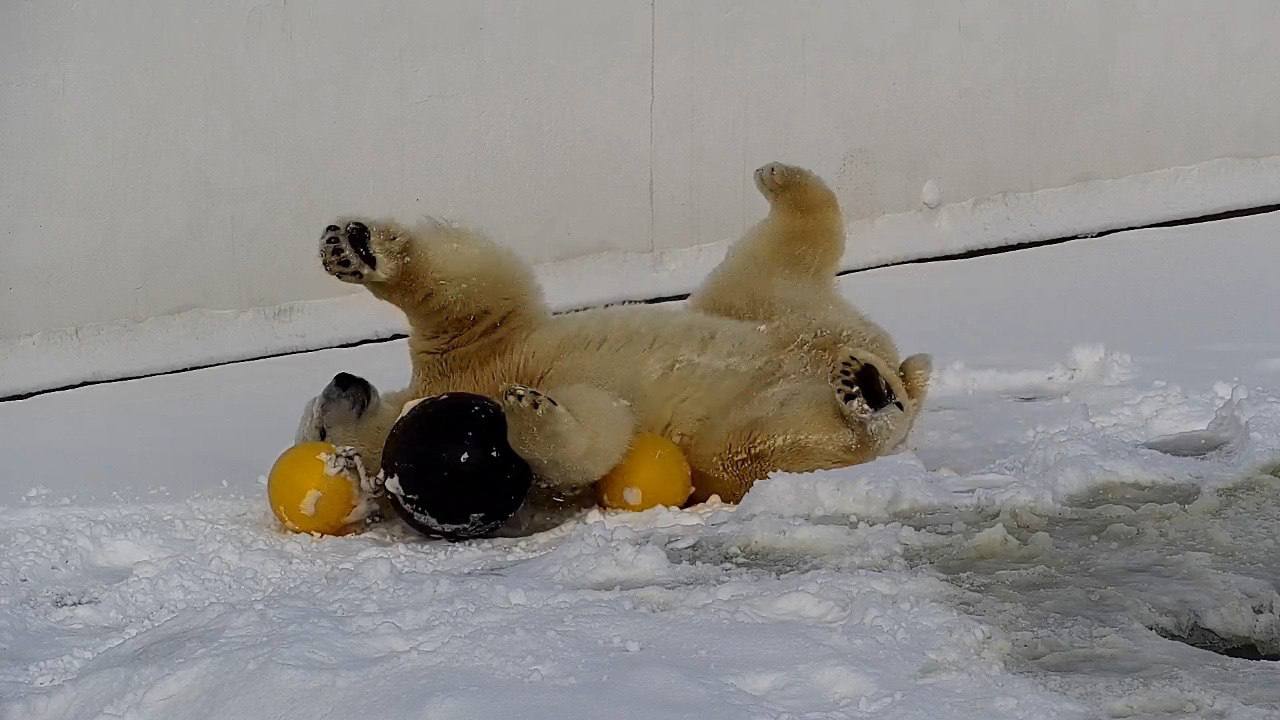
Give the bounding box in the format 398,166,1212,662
319,219,547,367
740,161,845,278
501,383,635,492
690,162,846,323
685,379,906,504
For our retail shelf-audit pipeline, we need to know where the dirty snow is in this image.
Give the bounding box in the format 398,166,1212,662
3,212,1280,719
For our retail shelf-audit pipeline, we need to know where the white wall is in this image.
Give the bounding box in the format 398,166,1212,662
650,1,1280,242
4,1,1280,395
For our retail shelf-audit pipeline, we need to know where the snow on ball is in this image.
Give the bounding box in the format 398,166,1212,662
381,392,533,541
267,441,360,535
597,433,692,511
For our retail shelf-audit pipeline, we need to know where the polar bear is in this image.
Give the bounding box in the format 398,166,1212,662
296,163,930,506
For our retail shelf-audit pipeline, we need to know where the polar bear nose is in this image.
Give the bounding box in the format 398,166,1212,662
332,372,363,392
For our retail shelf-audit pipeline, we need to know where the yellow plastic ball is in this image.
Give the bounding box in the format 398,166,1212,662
598,433,693,511
267,441,360,535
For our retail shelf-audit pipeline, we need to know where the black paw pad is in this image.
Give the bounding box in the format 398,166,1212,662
851,362,897,413
345,221,376,270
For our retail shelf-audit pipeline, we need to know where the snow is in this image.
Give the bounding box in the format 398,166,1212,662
298,489,322,517
844,155,1280,272
623,487,643,507
3,212,1280,718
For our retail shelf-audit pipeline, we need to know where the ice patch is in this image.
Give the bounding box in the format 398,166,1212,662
1142,388,1248,458
916,472,1280,711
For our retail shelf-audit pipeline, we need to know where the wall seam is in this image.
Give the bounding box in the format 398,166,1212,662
647,0,656,254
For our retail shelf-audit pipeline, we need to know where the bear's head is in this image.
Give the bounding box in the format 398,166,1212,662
295,372,396,470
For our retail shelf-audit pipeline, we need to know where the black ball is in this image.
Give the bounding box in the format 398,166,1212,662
381,392,532,540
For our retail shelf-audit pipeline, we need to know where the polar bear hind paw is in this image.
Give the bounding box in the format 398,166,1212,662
832,352,903,422
754,162,814,199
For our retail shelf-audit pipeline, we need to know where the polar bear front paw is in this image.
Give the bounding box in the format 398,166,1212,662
500,384,637,491
501,385,579,481
833,352,904,422
320,221,382,283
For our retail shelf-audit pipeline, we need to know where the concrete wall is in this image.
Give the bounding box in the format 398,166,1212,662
4,1,1280,393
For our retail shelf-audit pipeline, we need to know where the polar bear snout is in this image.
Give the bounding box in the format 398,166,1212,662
295,371,382,446
319,372,377,424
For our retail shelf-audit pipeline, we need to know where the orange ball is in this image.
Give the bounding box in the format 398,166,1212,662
598,433,692,511
266,441,360,535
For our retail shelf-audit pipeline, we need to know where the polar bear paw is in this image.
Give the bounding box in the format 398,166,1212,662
501,384,560,415
753,162,839,214
832,351,904,422
320,221,383,283
501,384,589,486
754,162,814,199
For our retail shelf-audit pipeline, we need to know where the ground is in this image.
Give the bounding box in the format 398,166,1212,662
3,211,1279,719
